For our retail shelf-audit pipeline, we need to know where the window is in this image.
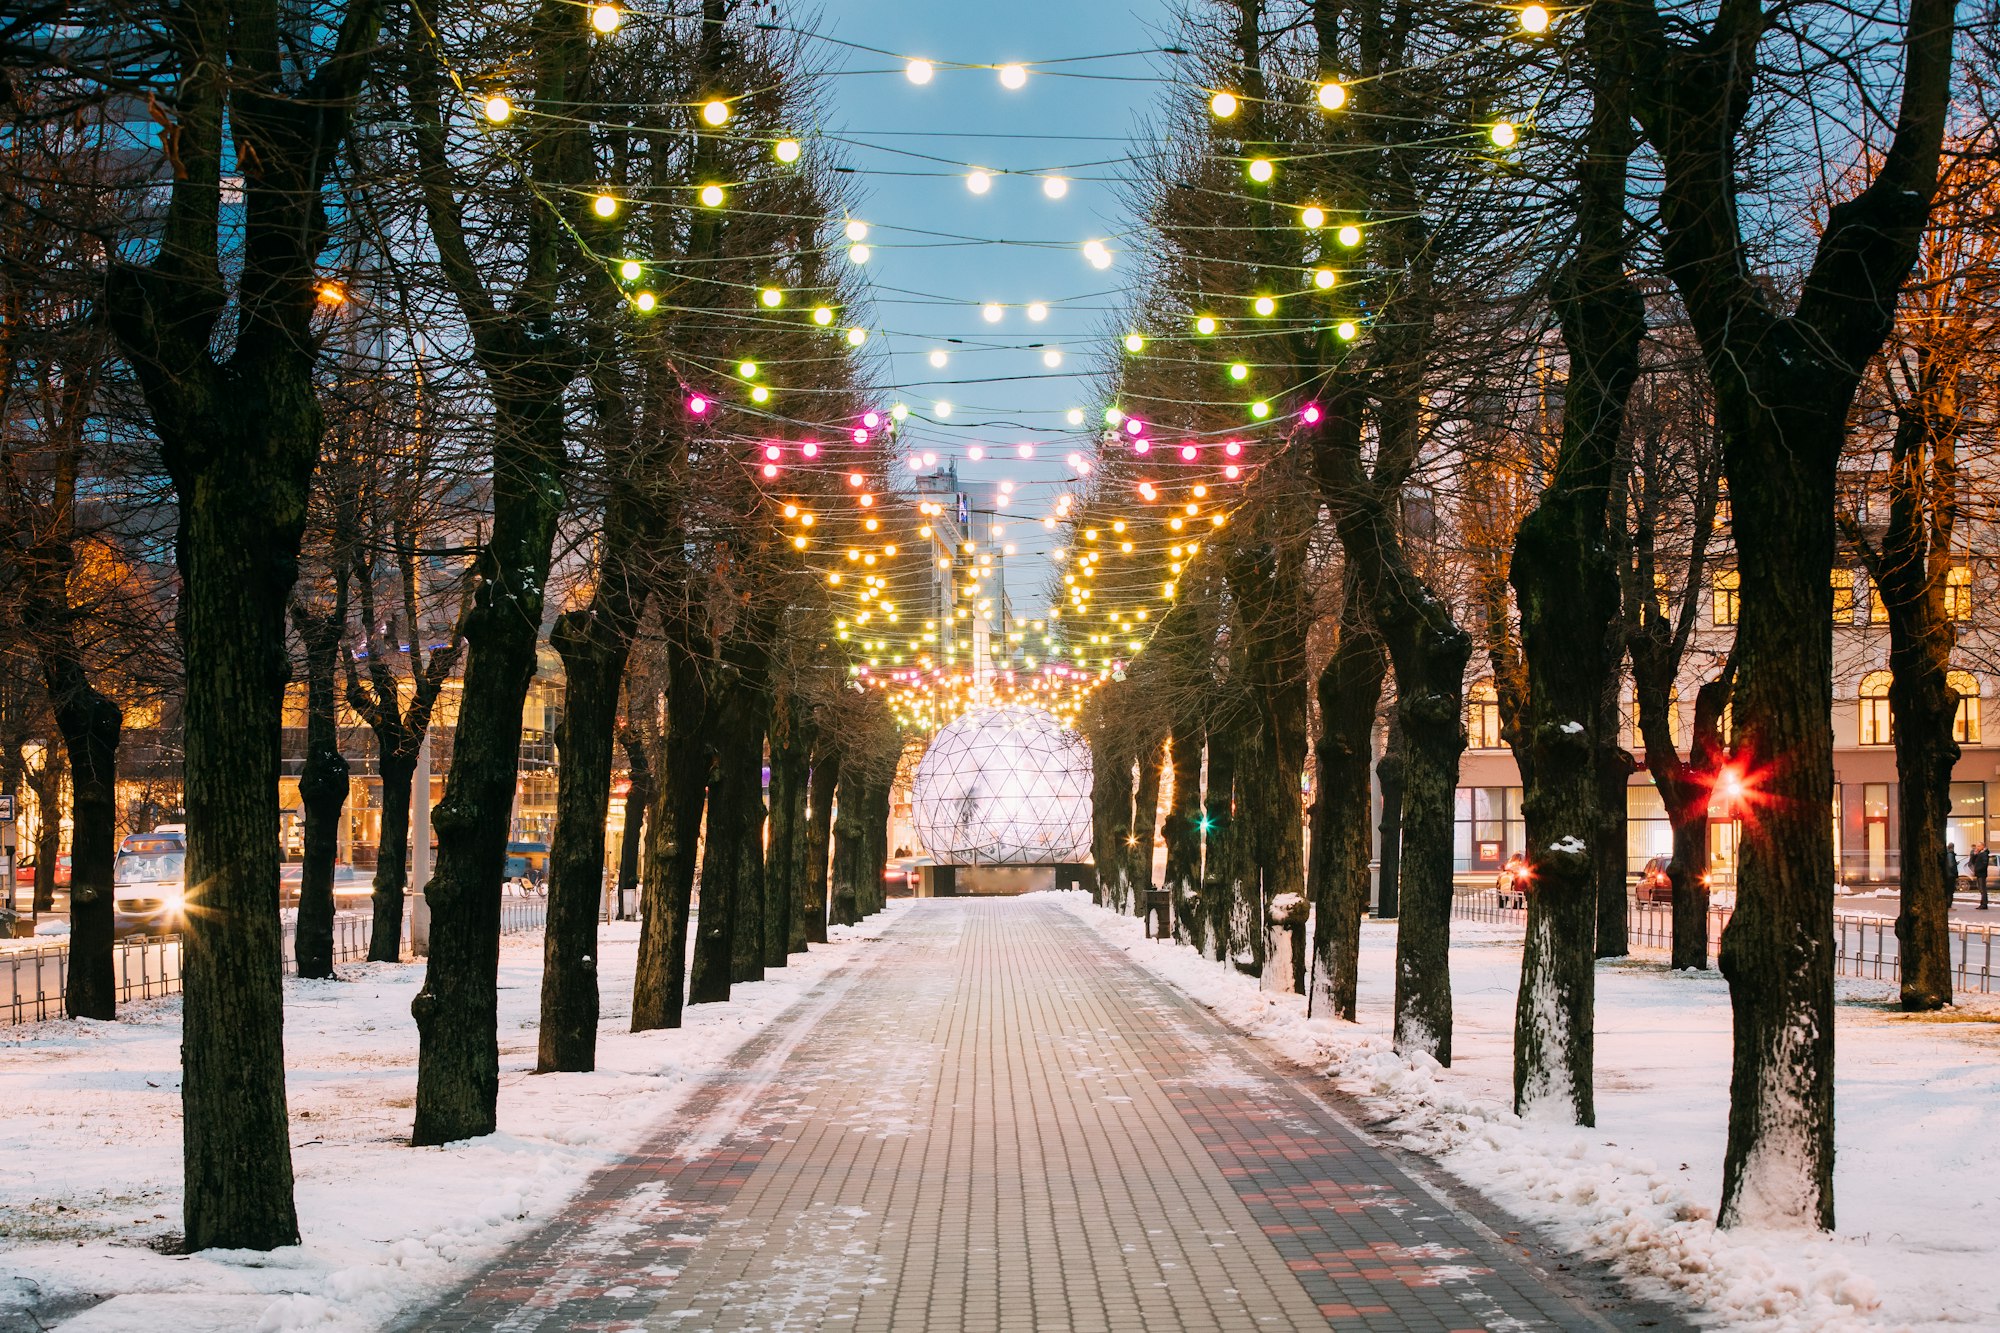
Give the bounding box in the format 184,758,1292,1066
1950,669,1982,745
1832,569,1856,625
1653,572,1670,619
1712,569,1740,626
1869,576,1887,624
1946,566,1972,622
1468,678,1503,749
1860,670,1893,746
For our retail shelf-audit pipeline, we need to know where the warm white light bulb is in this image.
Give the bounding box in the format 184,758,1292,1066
998,64,1028,90
760,287,782,307
702,99,729,126
1490,121,1518,149
1042,176,1069,199
633,291,655,311
589,5,620,34
845,219,869,242
982,303,1004,323
966,169,992,195
619,259,642,280
929,349,949,368
849,243,871,264
906,58,934,85
1337,223,1363,247
1123,333,1144,353
1042,350,1062,368
1521,4,1551,33
1302,205,1326,230
1314,268,1337,289
483,94,512,123
934,401,954,418
1248,158,1274,183
1027,302,1049,321
592,193,618,218
1066,408,1085,425
775,139,801,163
1210,91,1238,118
1195,315,1217,335
813,306,833,326
700,184,725,207
1253,295,1276,316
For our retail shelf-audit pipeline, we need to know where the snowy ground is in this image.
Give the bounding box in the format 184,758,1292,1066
0,907,903,1332
1059,892,2000,1333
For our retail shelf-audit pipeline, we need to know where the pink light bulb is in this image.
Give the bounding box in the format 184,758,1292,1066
854,428,870,444
968,445,985,460
1016,443,1034,458
1124,417,1144,436
1224,464,1241,480
764,444,781,461
1133,440,1150,454
1180,444,1197,461
801,441,819,458
688,395,708,415
1223,440,1242,457
1301,403,1322,424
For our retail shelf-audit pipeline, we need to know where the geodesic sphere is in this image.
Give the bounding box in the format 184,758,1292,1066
911,705,1093,865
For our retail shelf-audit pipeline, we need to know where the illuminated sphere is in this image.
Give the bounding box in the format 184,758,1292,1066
911,706,1093,865
1521,4,1551,33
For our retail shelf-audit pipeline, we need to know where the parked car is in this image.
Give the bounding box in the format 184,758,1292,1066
13,855,71,889
1636,856,1674,903
1495,852,1530,909
112,829,186,937
279,862,371,907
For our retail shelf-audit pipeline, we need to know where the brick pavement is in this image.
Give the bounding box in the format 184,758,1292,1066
403,899,1678,1332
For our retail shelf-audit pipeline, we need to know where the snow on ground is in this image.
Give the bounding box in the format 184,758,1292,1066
1058,891,2000,1333
0,904,903,1331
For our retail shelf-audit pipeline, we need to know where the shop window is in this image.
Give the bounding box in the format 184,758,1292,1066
1859,670,1893,746
1712,569,1739,626
1950,669,1981,745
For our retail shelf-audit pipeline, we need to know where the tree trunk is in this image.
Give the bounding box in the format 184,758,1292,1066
829,759,870,927
1668,797,1713,969
370,753,415,961
803,744,838,943
1375,713,1404,919
1595,683,1632,958
631,642,708,1031
49,689,121,1021
1199,724,1240,962
411,375,568,1146
690,665,763,1003
537,602,635,1074
616,727,650,923
1308,591,1386,1020
293,601,351,983
863,773,892,916
1163,720,1205,949
24,755,64,917
1088,724,1135,913
766,698,809,962
1129,733,1163,899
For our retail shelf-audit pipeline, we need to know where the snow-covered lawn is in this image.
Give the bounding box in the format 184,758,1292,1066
1061,892,2000,1333
0,907,900,1331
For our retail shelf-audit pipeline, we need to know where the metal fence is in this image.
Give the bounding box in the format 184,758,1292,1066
1450,888,2000,995
2,897,548,1026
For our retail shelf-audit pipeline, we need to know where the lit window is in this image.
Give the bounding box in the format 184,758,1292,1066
1712,569,1739,626
1832,568,1855,625
1468,678,1503,750
1950,669,1982,745
1859,670,1893,746
1869,576,1887,624
1946,566,1972,622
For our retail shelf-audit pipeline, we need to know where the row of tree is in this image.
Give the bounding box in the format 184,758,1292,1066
3,0,914,1252
1072,0,1986,1235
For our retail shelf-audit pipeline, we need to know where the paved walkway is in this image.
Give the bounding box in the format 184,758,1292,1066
405,899,1673,1333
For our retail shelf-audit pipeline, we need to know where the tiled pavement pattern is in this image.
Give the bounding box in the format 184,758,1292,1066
405,900,1674,1332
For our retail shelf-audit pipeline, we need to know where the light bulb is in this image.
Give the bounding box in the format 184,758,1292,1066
1248,158,1274,182
1336,320,1359,340
1314,267,1337,289
1490,121,1518,148
929,349,949,368
982,303,1003,323
775,138,801,163
1229,362,1248,381
848,243,871,264
812,306,833,326
738,360,757,379
760,287,782,307
1317,81,1347,111
1195,315,1217,335
847,327,867,346
1521,4,1551,33
934,401,953,418
1066,408,1085,425
906,58,934,85
998,64,1028,90
482,94,512,123
968,444,984,458
966,169,992,194
1301,205,1326,230
1042,176,1068,199
751,385,770,403
1027,302,1048,321
590,4,620,33
590,193,618,218
844,219,868,242
1210,91,1238,118
619,259,642,281
633,291,656,312
1337,222,1363,247
1250,401,1270,418
1123,333,1144,353
1082,239,1113,270
1254,295,1277,316
702,99,730,126
700,183,725,207
892,403,909,420
1042,350,1062,368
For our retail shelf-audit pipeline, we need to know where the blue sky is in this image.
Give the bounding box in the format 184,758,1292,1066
802,1,1180,611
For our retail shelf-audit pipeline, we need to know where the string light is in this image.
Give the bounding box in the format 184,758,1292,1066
849,243,872,263
589,4,620,33
1521,4,1551,32
1248,158,1275,183
618,259,642,280
701,99,730,126
812,306,833,325
738,360,758,379
1336,320,1359,340
929,349,949,368
1195,315,1217,335
1042,349,1062,367
998,63,1028,89
1042,176,1069,199
1228,362,1248,381
1027,302,1049,321
482,94,512,123
906,58,934,84
1123,333,1144,353
759,287,782,307
1337,222,1363,247
1317,81,1347,110
966,169,992,194
592,193,618,218
1490,121,1518,148
699,183,725,206
1253,295,1277,316
934,401,954,418
1313,267,1337,289
1082,239,1113,269
982,302,1004,322
847,327,868,345
1210,91,1238,118
775,138,801,163
1301,205,1325,229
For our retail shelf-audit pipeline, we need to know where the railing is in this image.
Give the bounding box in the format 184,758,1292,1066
1450,888,2000,995
2,897,548,1026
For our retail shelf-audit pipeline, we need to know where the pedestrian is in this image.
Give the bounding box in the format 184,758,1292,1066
1973,842,1991,911
1944,842,1960,905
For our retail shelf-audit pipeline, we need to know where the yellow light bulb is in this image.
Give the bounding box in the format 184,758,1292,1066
1229,362,1248,381
966,169,992,195
1314,267,1337,289
1317,81,1347,111
1490,121,1518,149
812,306,833,326
1248,158,1275,183
847,327,867,346
1521,4,1551,33
775,138,801,163
482,94,512,123
1337,223,1363,247
699,184,725,207
1210,91,1238,118
751,385,770,403
738,360,758,379
1302,205,1325,230
592,193,618,218
702,99,730,126
1254,295,1276,316
1124,333,1144,353
1337,320,1359,340
849,244,871,263
1195,315,1217,335
633,291,656,312
589,4,621,33
760,287,782,307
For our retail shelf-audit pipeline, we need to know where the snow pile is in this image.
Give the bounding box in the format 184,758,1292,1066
1055,890,2000,1332
0,904,903,1331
